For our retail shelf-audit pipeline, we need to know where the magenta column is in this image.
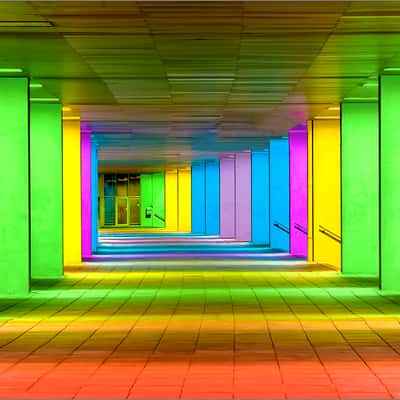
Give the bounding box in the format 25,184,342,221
220,157,236,238
81,131,92,259
289,124,308,257
235,152,252,241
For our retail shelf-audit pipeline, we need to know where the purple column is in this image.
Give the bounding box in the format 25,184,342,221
81,131,92,259
289,124,308,257
235,152,252,241
220,157,236,238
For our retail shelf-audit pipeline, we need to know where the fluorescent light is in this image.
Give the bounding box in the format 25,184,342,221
169,77,234,81
362,82,379,88
384,67,400,72
62,106,72,112
62,116,80,121
314,116,341,120
343,97,378,102
328,106,340,111
0,68,23,73
29,82,43,89
30,97,60,102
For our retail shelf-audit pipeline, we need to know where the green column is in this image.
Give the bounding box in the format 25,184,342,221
30,103,63,279
152,172,165,228
0,78,30,297
341,102,379,276
141,173,153,227
380,75,400,290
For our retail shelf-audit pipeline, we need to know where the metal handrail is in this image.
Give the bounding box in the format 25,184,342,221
294,223,307,234
319,225,341,243
273,221,290,234
154,213,166,222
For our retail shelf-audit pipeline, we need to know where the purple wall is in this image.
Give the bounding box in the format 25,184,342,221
289,124,308,257
235,152,252,241
81,131,92,259
220,157,236,238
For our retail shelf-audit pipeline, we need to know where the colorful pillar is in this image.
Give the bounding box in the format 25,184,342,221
309,120,341,268
178,168,191,232
251,150,269,245
289,125,308,258
191,161,206,234
165,169,178,231
220,157,236,239
30,103,63,278
81,131,92,259
235,152,252,241
205,160,220,235
341,102,379,276
270,138,290,252
63,120,82,266
380,75,400,290
0,77,30,296
91,141,98,253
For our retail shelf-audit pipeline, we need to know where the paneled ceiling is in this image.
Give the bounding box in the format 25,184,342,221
0,1,398,166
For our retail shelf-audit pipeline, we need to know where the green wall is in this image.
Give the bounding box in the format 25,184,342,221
30,103,63,279
152,172,165,228
341,102,379,276
0,78,30,296
140,172,165,227
380,75,400,290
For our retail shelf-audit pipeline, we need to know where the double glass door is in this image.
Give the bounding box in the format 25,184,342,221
104,173,141,226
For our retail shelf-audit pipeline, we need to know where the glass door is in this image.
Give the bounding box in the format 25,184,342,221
116,197,128,225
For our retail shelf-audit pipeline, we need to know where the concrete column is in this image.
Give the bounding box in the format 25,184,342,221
205,160,220,235
289,125,308,258
191,161,206,234
341,102,379,276
30,103,63,278
251,150,269,246
220,157,236,239
0,77,30,296
235,152,252,241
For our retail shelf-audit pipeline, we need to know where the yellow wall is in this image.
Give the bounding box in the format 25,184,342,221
165,169,178,231
310,119,341,268
178,168,192,232
63,120,82,265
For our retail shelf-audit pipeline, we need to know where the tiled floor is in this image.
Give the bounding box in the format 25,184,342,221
1,261,400,399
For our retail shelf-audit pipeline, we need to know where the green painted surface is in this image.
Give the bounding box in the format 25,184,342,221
152,172,165,228
341,102,379,276
30,103,63,279
380,75,400,290
0,78,30,296
141,174,153,227
140,173,165,227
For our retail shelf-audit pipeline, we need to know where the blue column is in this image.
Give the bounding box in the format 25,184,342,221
191,161,206,234
251,150,269,245
270,139,290,251
91,140,98,253
205,160,220,235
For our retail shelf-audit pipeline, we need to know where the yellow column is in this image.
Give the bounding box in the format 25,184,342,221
311,119,341,269
165,169,178,231
63,119,82,265
307,120,314,262
178,167,192,232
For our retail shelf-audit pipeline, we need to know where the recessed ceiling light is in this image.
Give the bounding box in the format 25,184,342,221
343,97,378,102
62,116,80,121
328,106,340,111
30,97,60,102
314,116,341,120
0,68,23,73
29,82,43,89
384,67,400,72
362,82,379,88
62,106,72,112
